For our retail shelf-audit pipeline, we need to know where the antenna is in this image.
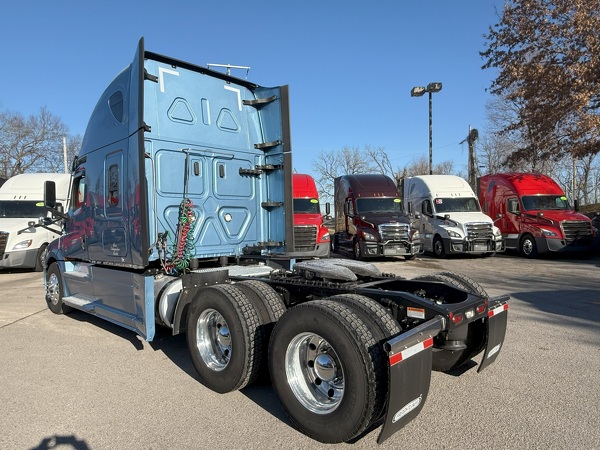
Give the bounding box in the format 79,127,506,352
207,63,251,78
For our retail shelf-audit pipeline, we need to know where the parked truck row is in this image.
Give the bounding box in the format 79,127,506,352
37,39,509,444
330,172,594,260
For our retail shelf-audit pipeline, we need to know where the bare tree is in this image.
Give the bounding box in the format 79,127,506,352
0,107,75,177
401,155,454,178
479,94,556,173
364,146,395,179
311,146,379,202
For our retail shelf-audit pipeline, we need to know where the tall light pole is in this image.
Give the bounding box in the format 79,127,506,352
411,82,442,175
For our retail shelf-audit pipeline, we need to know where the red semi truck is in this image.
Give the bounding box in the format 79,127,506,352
478,172,594,257
291,173,330,257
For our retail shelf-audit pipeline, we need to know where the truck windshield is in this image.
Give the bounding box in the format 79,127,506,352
356,198,402,214
0,200,47,218
434,197,481,213
521,195,570,211
294,198,320,214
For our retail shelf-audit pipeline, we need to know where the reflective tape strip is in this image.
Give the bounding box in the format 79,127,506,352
488,303,508,318
389,337,434,366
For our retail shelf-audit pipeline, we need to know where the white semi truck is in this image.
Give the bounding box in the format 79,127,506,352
0,173,70,271
400,175,504,257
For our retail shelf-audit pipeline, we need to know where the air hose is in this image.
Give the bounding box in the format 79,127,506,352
165,198,196,274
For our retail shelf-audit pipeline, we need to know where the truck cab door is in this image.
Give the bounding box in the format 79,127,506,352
503,197,521,247
420,200,435,251
63,169,90,262
59,167,97,298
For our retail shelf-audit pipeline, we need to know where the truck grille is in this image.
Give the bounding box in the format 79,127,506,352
465,222,493,240
0,231,8,256
378,223,410,241
294,225,318,251
561,220,593,244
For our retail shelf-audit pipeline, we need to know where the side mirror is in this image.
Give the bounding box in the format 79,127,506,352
325,202,331,216
44,181,57,209
343,203,352,217
444,214,450,220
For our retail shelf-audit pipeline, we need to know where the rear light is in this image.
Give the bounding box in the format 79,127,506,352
465,309,475,320
476,304,486,314
449,312,463,325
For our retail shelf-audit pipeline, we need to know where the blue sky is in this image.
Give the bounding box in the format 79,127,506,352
1,0,504,177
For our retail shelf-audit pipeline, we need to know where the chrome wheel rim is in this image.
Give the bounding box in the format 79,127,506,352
196,308,231,371
46,273,60,306
285,332,344,414
522,239,533,255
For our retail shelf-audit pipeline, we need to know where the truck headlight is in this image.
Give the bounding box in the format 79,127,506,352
363,232,377,241
13,239,33,250
447,230,461,238
541,228,558,237
494,228,502,237
320,232,330,242
412,230,420,240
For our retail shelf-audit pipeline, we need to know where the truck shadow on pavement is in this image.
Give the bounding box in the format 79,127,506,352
68,311,146,350
509,288,600,325
29,434,90,450
147,327,292,425
65,311,293,425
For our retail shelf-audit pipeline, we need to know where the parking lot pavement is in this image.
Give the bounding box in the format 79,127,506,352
1,253,599,450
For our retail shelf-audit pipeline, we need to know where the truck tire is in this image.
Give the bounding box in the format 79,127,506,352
268,299,380,443
433,235,446,258
328,294,401,422
432,271,489,298
412,272,473,294
235,280,286,323
34,244,47,272
353,239,362,260
45,262,73,315
520,234,538,258
186,284,263,393
235,280,286,379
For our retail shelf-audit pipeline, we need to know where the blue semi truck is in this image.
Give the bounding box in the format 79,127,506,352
40,39,509,444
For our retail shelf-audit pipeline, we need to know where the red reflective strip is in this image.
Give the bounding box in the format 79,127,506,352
389,352,402,366
488,303,508,318
389,337,434,366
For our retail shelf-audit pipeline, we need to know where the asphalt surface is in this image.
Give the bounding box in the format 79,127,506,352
1,251,599,450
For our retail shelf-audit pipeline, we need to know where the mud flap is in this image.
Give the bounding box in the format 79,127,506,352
477,299,509,373
377,316,444,444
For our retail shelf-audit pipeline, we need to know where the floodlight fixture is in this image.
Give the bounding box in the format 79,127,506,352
411,82,443,175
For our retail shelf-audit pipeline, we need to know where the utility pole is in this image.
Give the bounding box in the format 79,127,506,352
63,136,68,173
460,126,479,190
